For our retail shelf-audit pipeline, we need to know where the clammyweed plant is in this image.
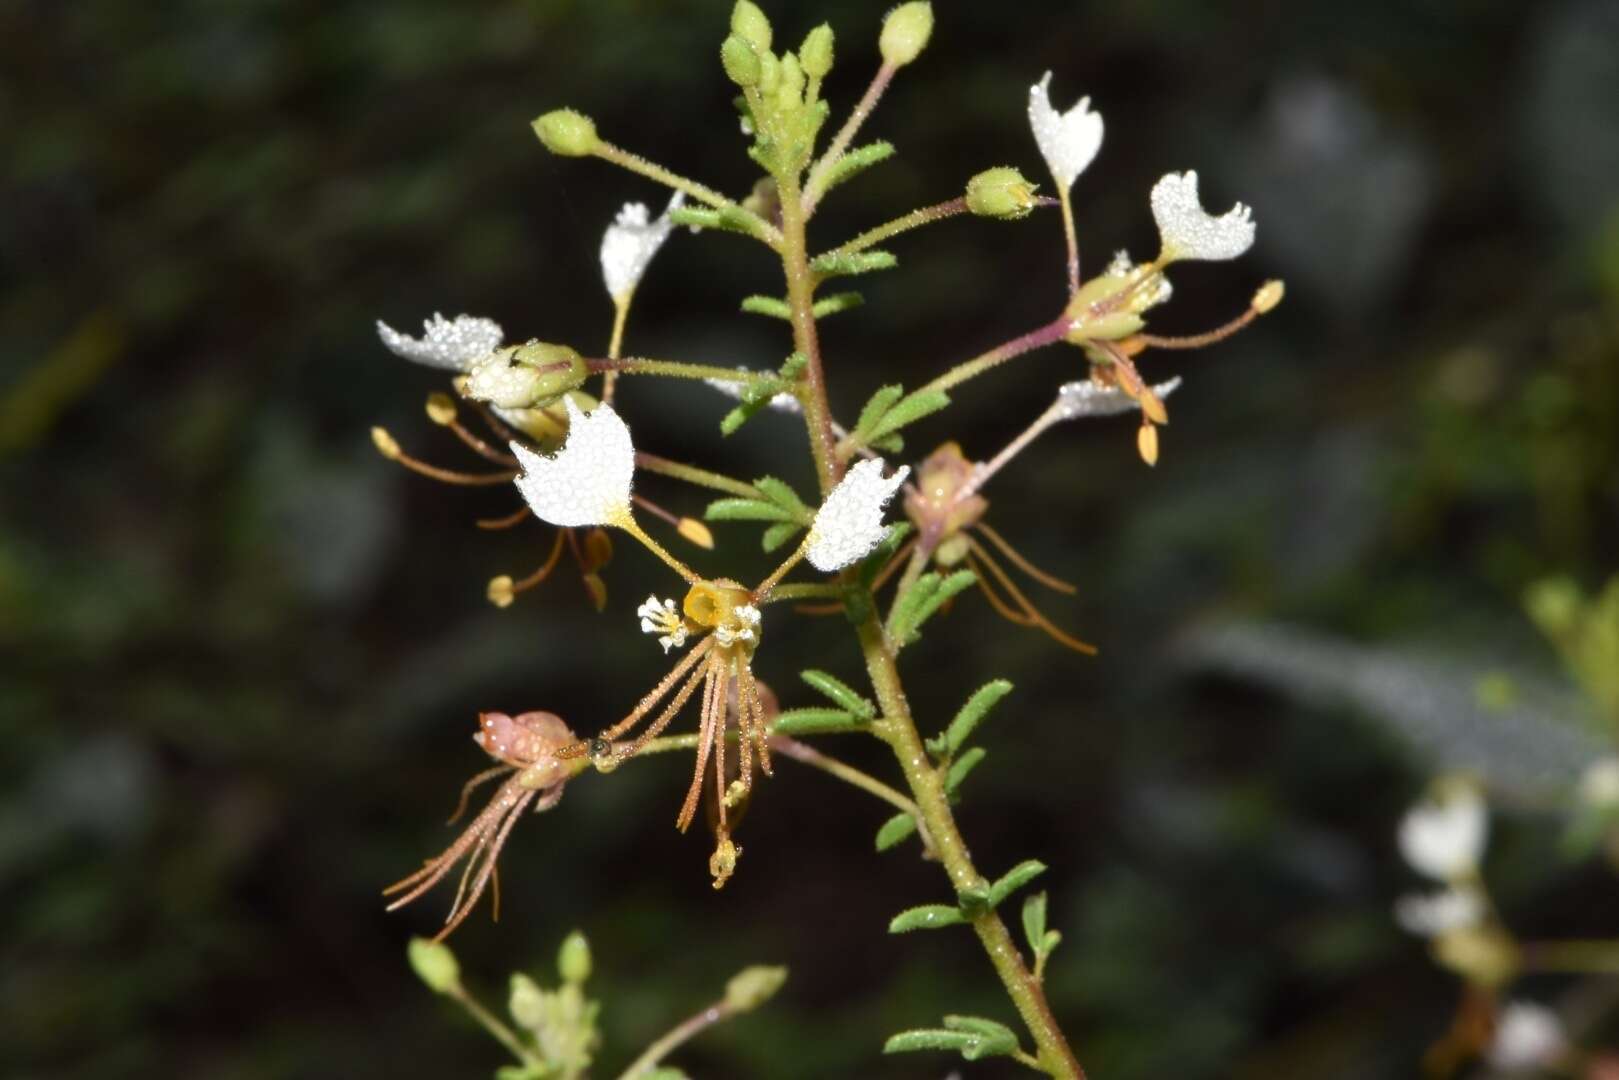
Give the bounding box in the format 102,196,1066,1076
373,4,1282,1075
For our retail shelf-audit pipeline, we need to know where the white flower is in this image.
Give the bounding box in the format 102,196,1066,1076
1398,781,1488,882
1150,171,1256,263
1054,376,1183,421
1487,1002,1566,1071
637,595,689,653
377,312,503,371
1578,756,1619,809
805,458,910,572
510,398,635,528
1027,72,1104,192
714,604,761,648
600,192,685,300
1393,886,1484,937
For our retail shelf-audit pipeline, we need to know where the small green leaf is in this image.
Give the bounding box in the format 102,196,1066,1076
704,497,798,523
943,1014,1018,1040
875,812,918,852
883,1029,978,1056
870,433,904,454
752,476,811,519
988,860,1047,907
800,669,876,719
778,352,808,380
884,1019,1018,1061
867,389,949,441
822,140,895,193
935,679,1014,758
889,570,976,646
888,904,966,933
772,707,864,736
1022,891,1048,955
955,882,992,918
944,746,987,795
812,291,864,318
760,521,804,552
853,384,905,440
740,295,792,319
810,249,898,278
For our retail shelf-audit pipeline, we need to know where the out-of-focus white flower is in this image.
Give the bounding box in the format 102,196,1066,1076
714,604,761,648
601,192,685,300
1487,1002,1567,1071
1054,376,1183,421
1150,171,1256,263
510,398,635,528
1394,886,1484,937
805,459,910,572
1398,780,1488,881
637,595,688,653
377,313,503,371
1579,756,1619,809
1027,72,1103,192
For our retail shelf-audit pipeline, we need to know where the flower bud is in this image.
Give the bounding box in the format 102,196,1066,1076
800,24,833,79
532,109,598,157
879,2,933,67
965,166,1038,220
724,965,788,1013
508,972,547,1030
465,343,588,409
407,937,461,995
730,0,772,54
720,34,761,87
557,930,592,984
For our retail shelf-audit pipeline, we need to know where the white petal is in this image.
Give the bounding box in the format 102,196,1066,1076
1054,376,1183,421
1488,1002,1566,1070
1028,72,1104,192
510,398,635,528
1398,783,1487,881
601,192,685,300
377,312,503,371
1393,886,1484,937
805,459,910,572
1150,171,1256,263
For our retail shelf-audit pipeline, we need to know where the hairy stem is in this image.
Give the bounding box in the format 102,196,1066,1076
825,197,969,259
589,356,768,385
768,734,932,854
919,315,1074,398
778,175,841,495
615,994,736,1079
635,452,762,500
448,985,542,1069
803,62,897,214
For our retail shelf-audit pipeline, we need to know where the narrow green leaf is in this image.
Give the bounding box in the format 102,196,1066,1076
870,433,904,454
752,476,811,519
943,1015,1018,1040
883,1029,977,1056
810,250,898,278
777,352,808,380
875,812,918,852
887,572,941,645
760,521,804,553
800,669,876,719
772,707,864,736
988,860,1047,907
740,295,792,320
945,746,987,794
942,680,1014,757
867,389,950,441
704,497,798,523
884,1021,1018,1062
823,140,895,193
888,904,966,933
668,206,724,231
1022,892,1048,955
811,291,864,318
853,384,904,440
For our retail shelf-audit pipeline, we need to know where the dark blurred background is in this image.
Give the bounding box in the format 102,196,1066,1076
5,0,1618,1076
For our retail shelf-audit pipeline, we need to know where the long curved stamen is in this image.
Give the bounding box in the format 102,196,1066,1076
622,659,710,758
972,522,1077,595
1136,305,1259,350
384,777,530,911
498,529,568,601
595,637,715,744
373,429,518,486
447,418,521,466
439,787,536,939
678,657,723,832
966,539,1097,655
447,765,515,825
477,505,532,530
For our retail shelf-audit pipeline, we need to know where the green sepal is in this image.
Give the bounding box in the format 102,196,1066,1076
810,249,897,278
875,812,918,851
926,679,1014,758
888,904,965,933
822,141,895,194
944,746,986,794
799,669,876,719
760,521,804,552
987,859,1047,908
772,707,864,735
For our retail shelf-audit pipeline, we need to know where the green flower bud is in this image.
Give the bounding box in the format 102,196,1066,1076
730,0,772,54
724,965,788,1013
465,342,587,409
720,34,761,87
407,937,460,995
800,24,834,79
532,109,598,157
777,52,805,106
756,48,780,94
879,2,933,67
557,930,592,984
965,166,1038,220
508,972,548,1031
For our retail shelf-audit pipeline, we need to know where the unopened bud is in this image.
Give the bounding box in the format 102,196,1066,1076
800,24,833,79
720,34,761,87
879,2,933,67
557,930,592,984
965,166,1038,220
407,937,461,994
532,109,598,157
678,518,715,549
487,575,516,608
724,965,787,1013
465,343,587,409
1251,279,1285,314
730,0,772,54
370,426,401,460
508,972,547,1029
424,392,457,426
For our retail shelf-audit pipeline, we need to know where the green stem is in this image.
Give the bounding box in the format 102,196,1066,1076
448,985,541,1069
803,62,897,214
856,613,1085,1079
589,356,767,385
600,296,632,404
635,452,762,499
1521,939,1619,974
824,197,969,259
616,996,736,1079
919,315,1074,398
777,174,840,495
758,582,844,603
592,140,782,247
769,734,932,854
